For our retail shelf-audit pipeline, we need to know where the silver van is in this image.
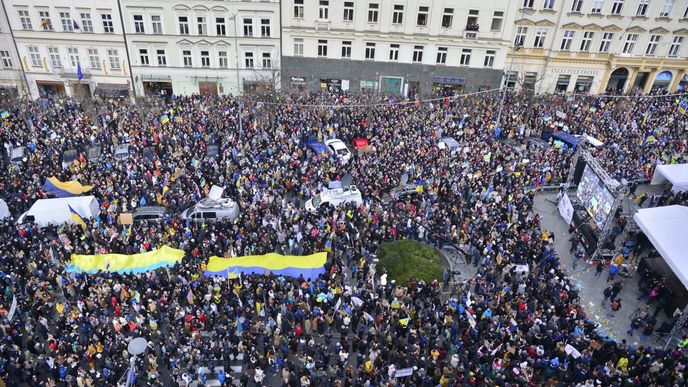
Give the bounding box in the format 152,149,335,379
114,144,130,160
180,198,240,221
133,206,168,222
10,146,25,164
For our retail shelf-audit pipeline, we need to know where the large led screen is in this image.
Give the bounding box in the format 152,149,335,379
576,165,615,229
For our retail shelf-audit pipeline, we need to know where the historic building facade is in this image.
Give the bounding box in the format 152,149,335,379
280,0,519,96
3,0,133,99
507,0,688,94
120,0,280,96
0,3,27,98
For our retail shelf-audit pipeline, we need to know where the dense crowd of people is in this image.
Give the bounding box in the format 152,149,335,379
0,88,686,386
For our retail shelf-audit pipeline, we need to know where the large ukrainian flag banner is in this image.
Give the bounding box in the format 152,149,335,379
43,177,93,197
65,246,184,274
205,252,327,279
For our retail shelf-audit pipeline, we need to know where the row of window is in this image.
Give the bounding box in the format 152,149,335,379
141,15,272,37
137,48,272,69
295,39,496,67
17,9,114,33
14,8,275,38
524,0,687,18
515,25,685,56
294,1,504,31
26,47,121,71
559,29,684,56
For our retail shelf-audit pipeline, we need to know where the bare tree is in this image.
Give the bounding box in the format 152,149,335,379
243,58,281,101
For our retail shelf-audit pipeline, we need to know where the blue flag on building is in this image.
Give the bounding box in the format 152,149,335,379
77,63,83,81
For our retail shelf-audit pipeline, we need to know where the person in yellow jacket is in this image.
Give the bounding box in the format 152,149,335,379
364,359,374,374
613,253,624,267
617,356,629,372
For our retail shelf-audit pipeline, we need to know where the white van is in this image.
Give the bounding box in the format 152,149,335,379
181,198,240,221
304,185,363,212
17,196,100,227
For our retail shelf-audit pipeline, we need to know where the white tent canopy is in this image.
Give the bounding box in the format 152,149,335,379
634,205,688,288
651,164,688,192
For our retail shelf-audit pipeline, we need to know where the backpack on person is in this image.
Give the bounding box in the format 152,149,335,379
611,300,621,311
604,286,612,297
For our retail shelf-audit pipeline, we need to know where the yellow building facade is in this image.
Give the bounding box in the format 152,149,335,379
506,2,688,94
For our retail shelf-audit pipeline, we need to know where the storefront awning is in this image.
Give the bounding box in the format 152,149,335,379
94,84,130,98
434,76,465,85
290,76,306,85
139,74,171,82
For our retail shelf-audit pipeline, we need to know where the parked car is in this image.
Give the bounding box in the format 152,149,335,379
205,144,219,160
438,137,460,152
87,145,102,161
305,185,363,212
133,206,168,223
390,184,419,200
10,146,25,164
181,198,240,221
114,144,130,160
324,139,352,163
352,138,369,150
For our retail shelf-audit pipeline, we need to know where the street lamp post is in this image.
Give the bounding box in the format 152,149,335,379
230,14,241,95
495,49,518,130
229,14,243,137
495,8,531,131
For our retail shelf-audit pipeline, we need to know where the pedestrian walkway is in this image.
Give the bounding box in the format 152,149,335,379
534,192,667,346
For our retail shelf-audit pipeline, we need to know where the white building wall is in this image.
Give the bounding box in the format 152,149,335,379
4,0,131,99
0,3,26,97
121,0,281,96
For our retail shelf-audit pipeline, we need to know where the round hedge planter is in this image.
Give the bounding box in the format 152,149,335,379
377,240,445,284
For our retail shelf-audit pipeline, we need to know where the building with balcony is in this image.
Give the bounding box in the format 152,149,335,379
3,0,132,99
0,3,27,98
120,0,280,96
281,0,519,96
507,0,688,94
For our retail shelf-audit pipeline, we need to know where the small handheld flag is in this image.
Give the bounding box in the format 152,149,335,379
68,205,87,230
679,100,687,115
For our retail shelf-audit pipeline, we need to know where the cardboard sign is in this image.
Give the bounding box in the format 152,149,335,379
118,213,133,225
565,344,581,358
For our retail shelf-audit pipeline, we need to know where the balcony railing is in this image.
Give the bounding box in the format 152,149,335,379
57,67,92,79
465,23,479,31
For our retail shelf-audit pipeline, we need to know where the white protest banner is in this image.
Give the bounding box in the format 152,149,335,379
558,194,574,225
564,344,581,358
395,368,414,378
6,295,17,322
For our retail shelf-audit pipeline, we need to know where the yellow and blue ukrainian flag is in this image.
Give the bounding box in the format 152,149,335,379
68,205,87,230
